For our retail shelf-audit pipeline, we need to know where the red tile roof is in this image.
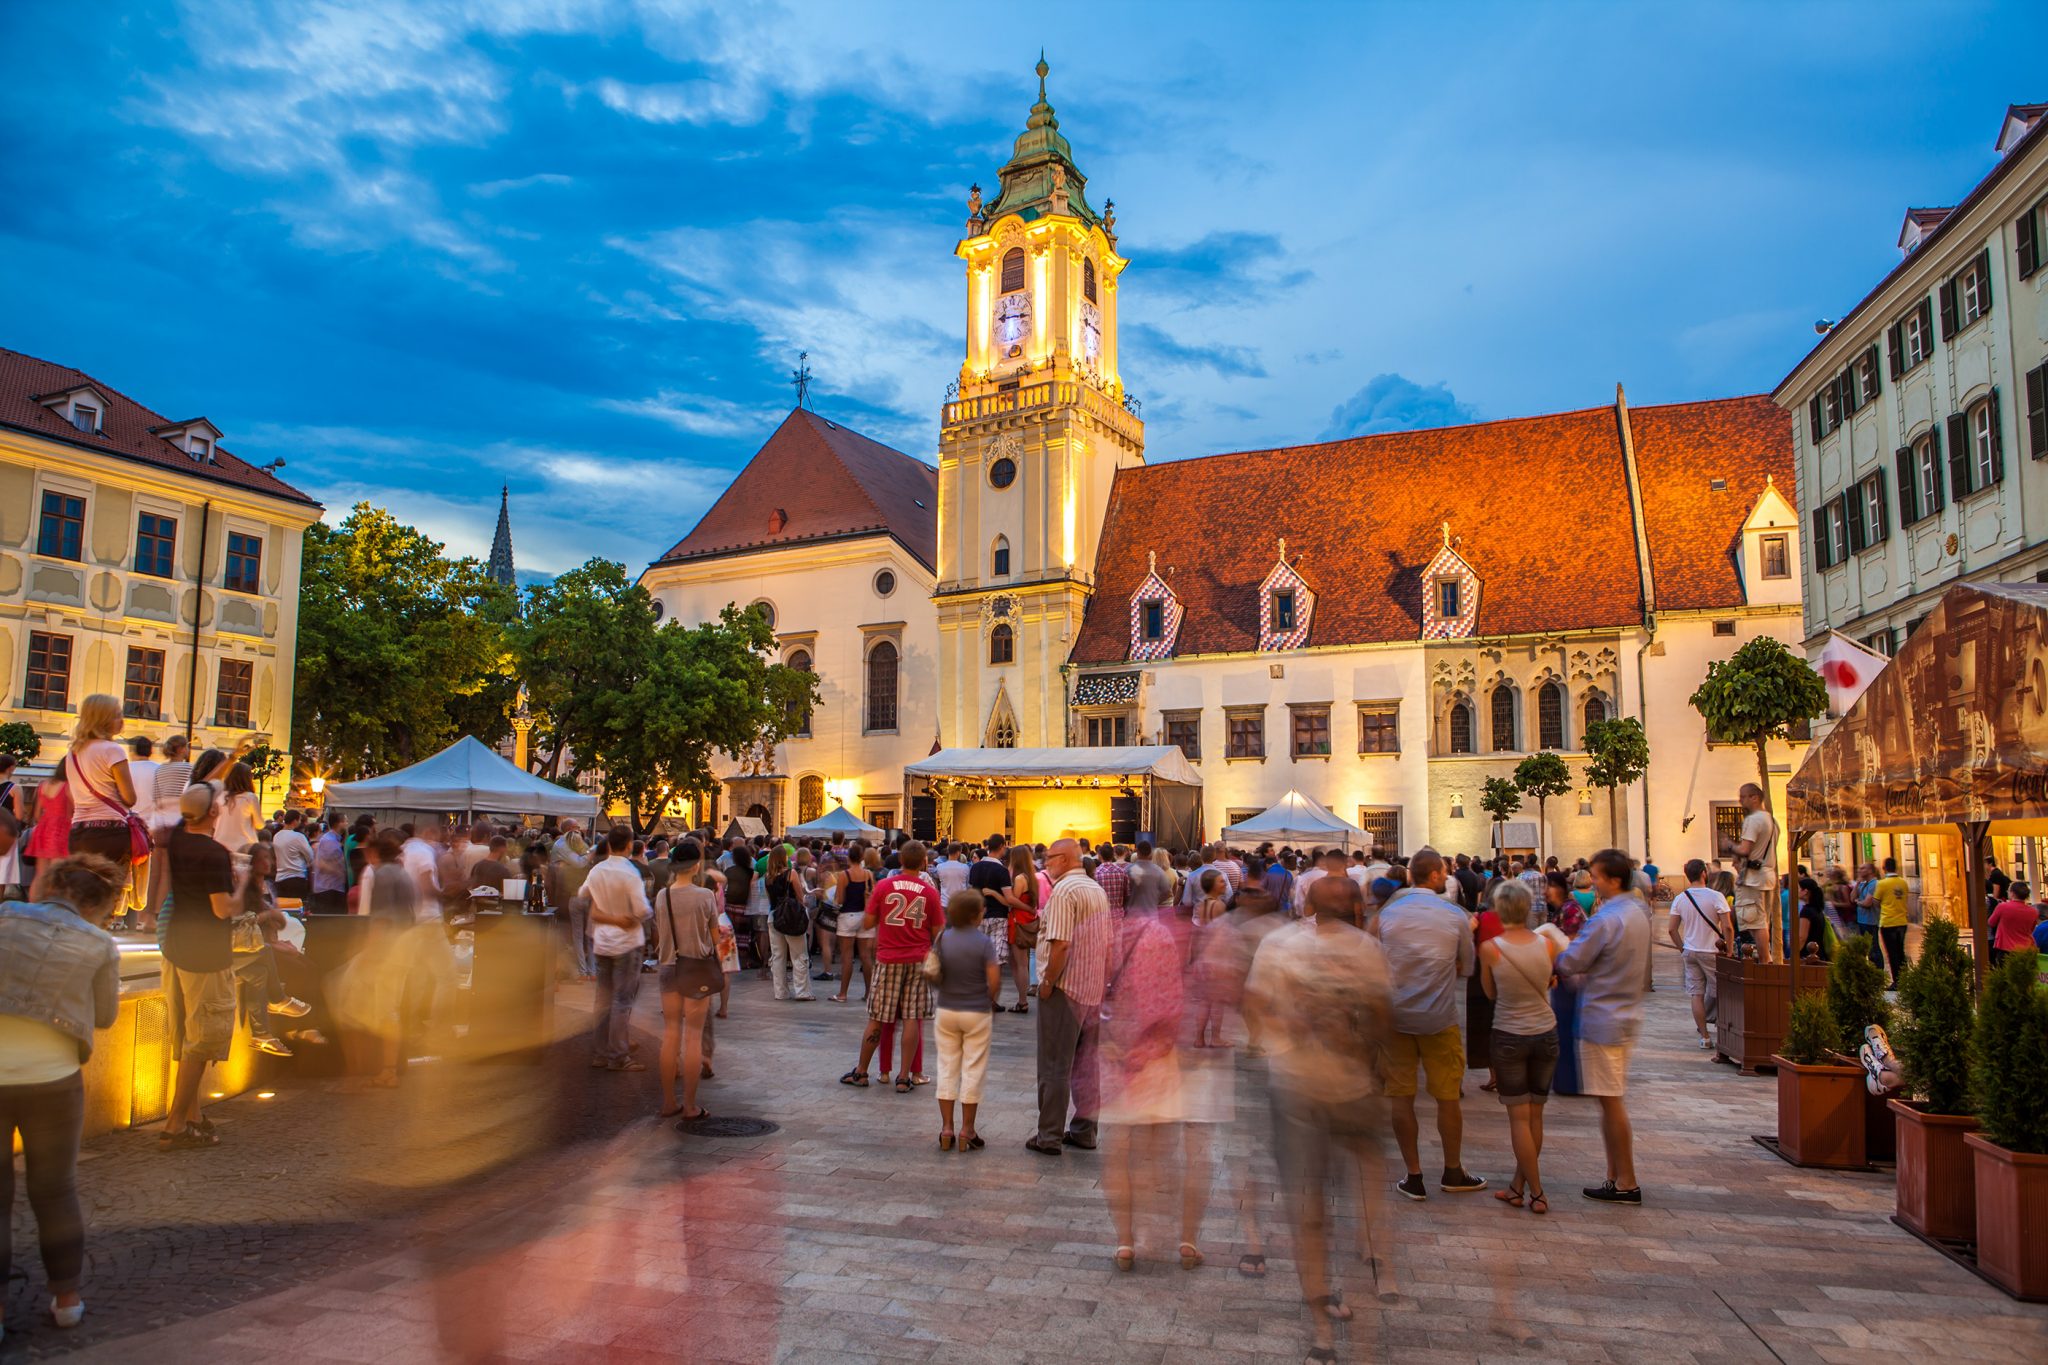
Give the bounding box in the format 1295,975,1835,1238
1070,394,1794,665
652,408,938,570
0,346,316,506
1629,395,1794,612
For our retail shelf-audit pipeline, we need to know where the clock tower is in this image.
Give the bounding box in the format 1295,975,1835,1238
935,55,1145,750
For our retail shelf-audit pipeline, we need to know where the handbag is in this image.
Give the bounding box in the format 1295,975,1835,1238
67,754,151,860
1010,911,1040,951
231,913,266,954
921,927,946,985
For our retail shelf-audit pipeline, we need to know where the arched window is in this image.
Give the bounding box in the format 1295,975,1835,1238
1083,258,1097,303
1000,247,1026,294
1584,694,1609,734
989,623,1014,665
1490,685,1518,752
1449,700,1474,755
797,775,824,825
865,640,898,732
750,599,775,631
786,649,813,736
1537,681,1565,751
992,535,1010,577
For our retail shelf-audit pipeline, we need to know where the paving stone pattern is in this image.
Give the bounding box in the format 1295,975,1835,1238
12,935,2048,1363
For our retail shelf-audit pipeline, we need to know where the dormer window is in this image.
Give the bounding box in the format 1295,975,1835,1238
188,436,211,459
1438,579,1461,618
1271,590,1296,631
71,404,98,434
1141,600,1164,641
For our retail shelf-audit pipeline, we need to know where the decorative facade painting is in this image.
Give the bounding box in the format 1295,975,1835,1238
1257,541,1315,652
1420,529,1481,640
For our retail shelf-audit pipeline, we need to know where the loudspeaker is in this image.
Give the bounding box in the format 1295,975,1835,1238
1109,795,1139,845
910,794,937,843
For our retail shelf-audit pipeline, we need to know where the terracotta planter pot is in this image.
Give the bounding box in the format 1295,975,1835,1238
1774,1055,1867,1168
1966,1133,2048,1300
1865,1084,1899,1164
1890,1100,1978,1243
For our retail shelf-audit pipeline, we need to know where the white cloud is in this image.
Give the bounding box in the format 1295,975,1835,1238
596,392,778,438
468,172,574,197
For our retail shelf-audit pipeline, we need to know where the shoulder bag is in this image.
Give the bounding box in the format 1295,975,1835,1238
68,751,151,860
922,925,946,985
1680,889,1728,953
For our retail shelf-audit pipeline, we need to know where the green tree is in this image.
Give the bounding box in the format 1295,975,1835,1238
242,743,290,810
293,504,514,779
1687,635,1827,821
1783,990,1840,1066
1971,948,2048,1153
1513,751,1573,864
1479,776,1521,856
1895,917,1975,1115
512,559,660,782
0,721,40,765
1582,716,1650,848
1826,933,1892,1055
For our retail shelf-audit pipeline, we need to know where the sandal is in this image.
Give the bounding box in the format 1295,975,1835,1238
939,1133,956,1151
1179,1243,1204,1270
674,1109,709,1125
157,1124,218,1151
1305,1349,1337,1364
658,1101,687,1117
1237,1253,1267,1279
910,1074,931,1087
1307,1291,1352,1322
700,1064,715,1079
894,1077,912,1093
1114,1246,1135,1272
1009,1003,1029,1013
965,1134,984,1150
839,1070,870,1087
1494,1185,1526,1208
1528,1189,1549,1215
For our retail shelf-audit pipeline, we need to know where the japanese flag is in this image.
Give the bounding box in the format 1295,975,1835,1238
1817,632,1889,717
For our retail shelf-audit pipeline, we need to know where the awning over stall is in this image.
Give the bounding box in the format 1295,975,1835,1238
905,746,1202,786
785,804,885,841
323,736,600,818
1222,789,1374,851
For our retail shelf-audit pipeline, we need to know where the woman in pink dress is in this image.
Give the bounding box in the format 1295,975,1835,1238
1098,900,1187,1272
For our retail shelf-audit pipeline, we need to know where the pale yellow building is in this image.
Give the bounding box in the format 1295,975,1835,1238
0,346,319,776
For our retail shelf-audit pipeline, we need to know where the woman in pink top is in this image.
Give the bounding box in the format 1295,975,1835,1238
63,696,138,873
1989,881,2040,966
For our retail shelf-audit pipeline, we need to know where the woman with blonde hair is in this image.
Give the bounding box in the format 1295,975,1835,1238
62,696,139,875
831,842,876,1003
214,762,262,857
1479,878,1561,1215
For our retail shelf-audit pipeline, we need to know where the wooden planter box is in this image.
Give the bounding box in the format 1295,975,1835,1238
1966,1133,2048,1301
1774,1055,1868,1168
1715,957,1827,1074
1865,1084,1899,1164
1891,1101,1979,1243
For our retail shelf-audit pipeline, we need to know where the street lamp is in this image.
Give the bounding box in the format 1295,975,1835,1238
309,774,325,795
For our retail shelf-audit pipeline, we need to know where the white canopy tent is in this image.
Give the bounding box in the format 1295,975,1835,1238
905,746,1202,786
323,735,600,820
784,804,885,841
1221,789,1374,852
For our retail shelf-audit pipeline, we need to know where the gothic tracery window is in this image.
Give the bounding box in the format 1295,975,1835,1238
1449,700,1474,755
1584,694,1609,734
1537,680,1564,751
1490,685,1518,752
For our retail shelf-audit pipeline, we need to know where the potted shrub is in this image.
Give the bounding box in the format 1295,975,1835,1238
1889,918,1978,1243
1965,948,2048,1299
1774,991,1867,1168
1828,934,1897,1162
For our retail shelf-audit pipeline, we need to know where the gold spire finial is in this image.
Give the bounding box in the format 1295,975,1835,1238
1147,549,1156,575
1277,536,1287,562
1036,50,1048,101
1441,521,1452,548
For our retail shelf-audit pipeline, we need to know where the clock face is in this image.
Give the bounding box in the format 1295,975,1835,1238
1081,302,1102,364
995,292,1031,352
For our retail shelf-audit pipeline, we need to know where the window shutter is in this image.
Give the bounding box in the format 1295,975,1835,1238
1939,279,1958,339
1976,248,1993,312
1927,423,1946,513
1895,445,1918,524
1863,344,1881,397
2028,362,2048,460
1989,387,2005,483
1948,412,1971,498
1811,507,1831,569
1844,482,1866,552
1871,468,1889,542
1809,395,1823,443
1887,323,1904,379
2020,206,2041,279
1918,297,1934,347
1843,368,1861,413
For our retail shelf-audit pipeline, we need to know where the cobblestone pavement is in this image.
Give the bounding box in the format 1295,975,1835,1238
12,934,2048,1363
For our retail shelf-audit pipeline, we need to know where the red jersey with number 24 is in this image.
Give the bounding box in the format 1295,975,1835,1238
872,873,942,964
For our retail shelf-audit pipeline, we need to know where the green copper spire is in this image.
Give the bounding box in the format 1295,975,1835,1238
980,52,1103,229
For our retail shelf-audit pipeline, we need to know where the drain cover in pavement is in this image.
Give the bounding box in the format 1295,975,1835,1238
677,1115,779,1137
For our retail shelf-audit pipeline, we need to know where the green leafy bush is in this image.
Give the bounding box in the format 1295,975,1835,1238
1895,918,1975,1115
1971,949,2048,1153
1783,991,1839,1066
0,721,40,765
1827,933,1892,1054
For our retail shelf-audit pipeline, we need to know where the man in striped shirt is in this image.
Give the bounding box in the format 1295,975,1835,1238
1026,838,1112,1156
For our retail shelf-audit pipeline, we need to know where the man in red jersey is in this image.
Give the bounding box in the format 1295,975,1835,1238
840,840,942,1091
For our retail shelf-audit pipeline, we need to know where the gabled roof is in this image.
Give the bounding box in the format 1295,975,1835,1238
0,346,315,506
1069,393,1794,666
651,407,937,571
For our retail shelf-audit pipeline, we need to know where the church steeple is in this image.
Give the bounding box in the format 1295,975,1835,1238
980,54,1103,228
487,486,515,587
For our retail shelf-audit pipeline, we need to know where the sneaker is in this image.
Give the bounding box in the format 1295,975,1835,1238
1395,1173,1428,1201
1440,1168,1487,1193
50,1298,84,1329
268,997,312,1018
1698,1036,1713,1050
253,1035,294,1057
1581,1181,1643,1205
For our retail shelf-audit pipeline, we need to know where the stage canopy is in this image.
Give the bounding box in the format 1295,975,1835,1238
1784,580,2048,839
1222,789,1374,851
785,804,884,841
905,746,1202,787
324,735,600,819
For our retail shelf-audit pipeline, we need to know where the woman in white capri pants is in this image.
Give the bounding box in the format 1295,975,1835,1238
931,890,1001,1151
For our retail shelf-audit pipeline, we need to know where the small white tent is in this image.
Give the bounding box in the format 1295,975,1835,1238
1221,789,1373,851
785,804,885,841
323,736,600,819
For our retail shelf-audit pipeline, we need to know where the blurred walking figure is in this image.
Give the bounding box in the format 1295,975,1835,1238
1098,886,1187,1269
1478,879,1561,1215
1374,849,1484,1198
1245,875,1393,1363
654,840,720,1121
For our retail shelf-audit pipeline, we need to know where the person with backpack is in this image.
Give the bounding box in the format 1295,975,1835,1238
763,844,814,1001
1665,859,1731,1051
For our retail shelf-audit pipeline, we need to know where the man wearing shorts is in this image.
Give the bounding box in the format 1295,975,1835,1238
1373,849,1484,1198
1556,847,1652,1204
160,782,238,1148
845,841,941,1090
1728,783,1778,962
1667,858,1731,1050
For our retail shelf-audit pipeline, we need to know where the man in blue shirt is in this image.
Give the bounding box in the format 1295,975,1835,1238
1374,849,1484,1199
1555,847,1652,1205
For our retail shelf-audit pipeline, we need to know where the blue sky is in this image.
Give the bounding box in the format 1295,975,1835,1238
2,0,2043,577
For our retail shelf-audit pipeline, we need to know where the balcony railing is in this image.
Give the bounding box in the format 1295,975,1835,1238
942,378,1143,445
